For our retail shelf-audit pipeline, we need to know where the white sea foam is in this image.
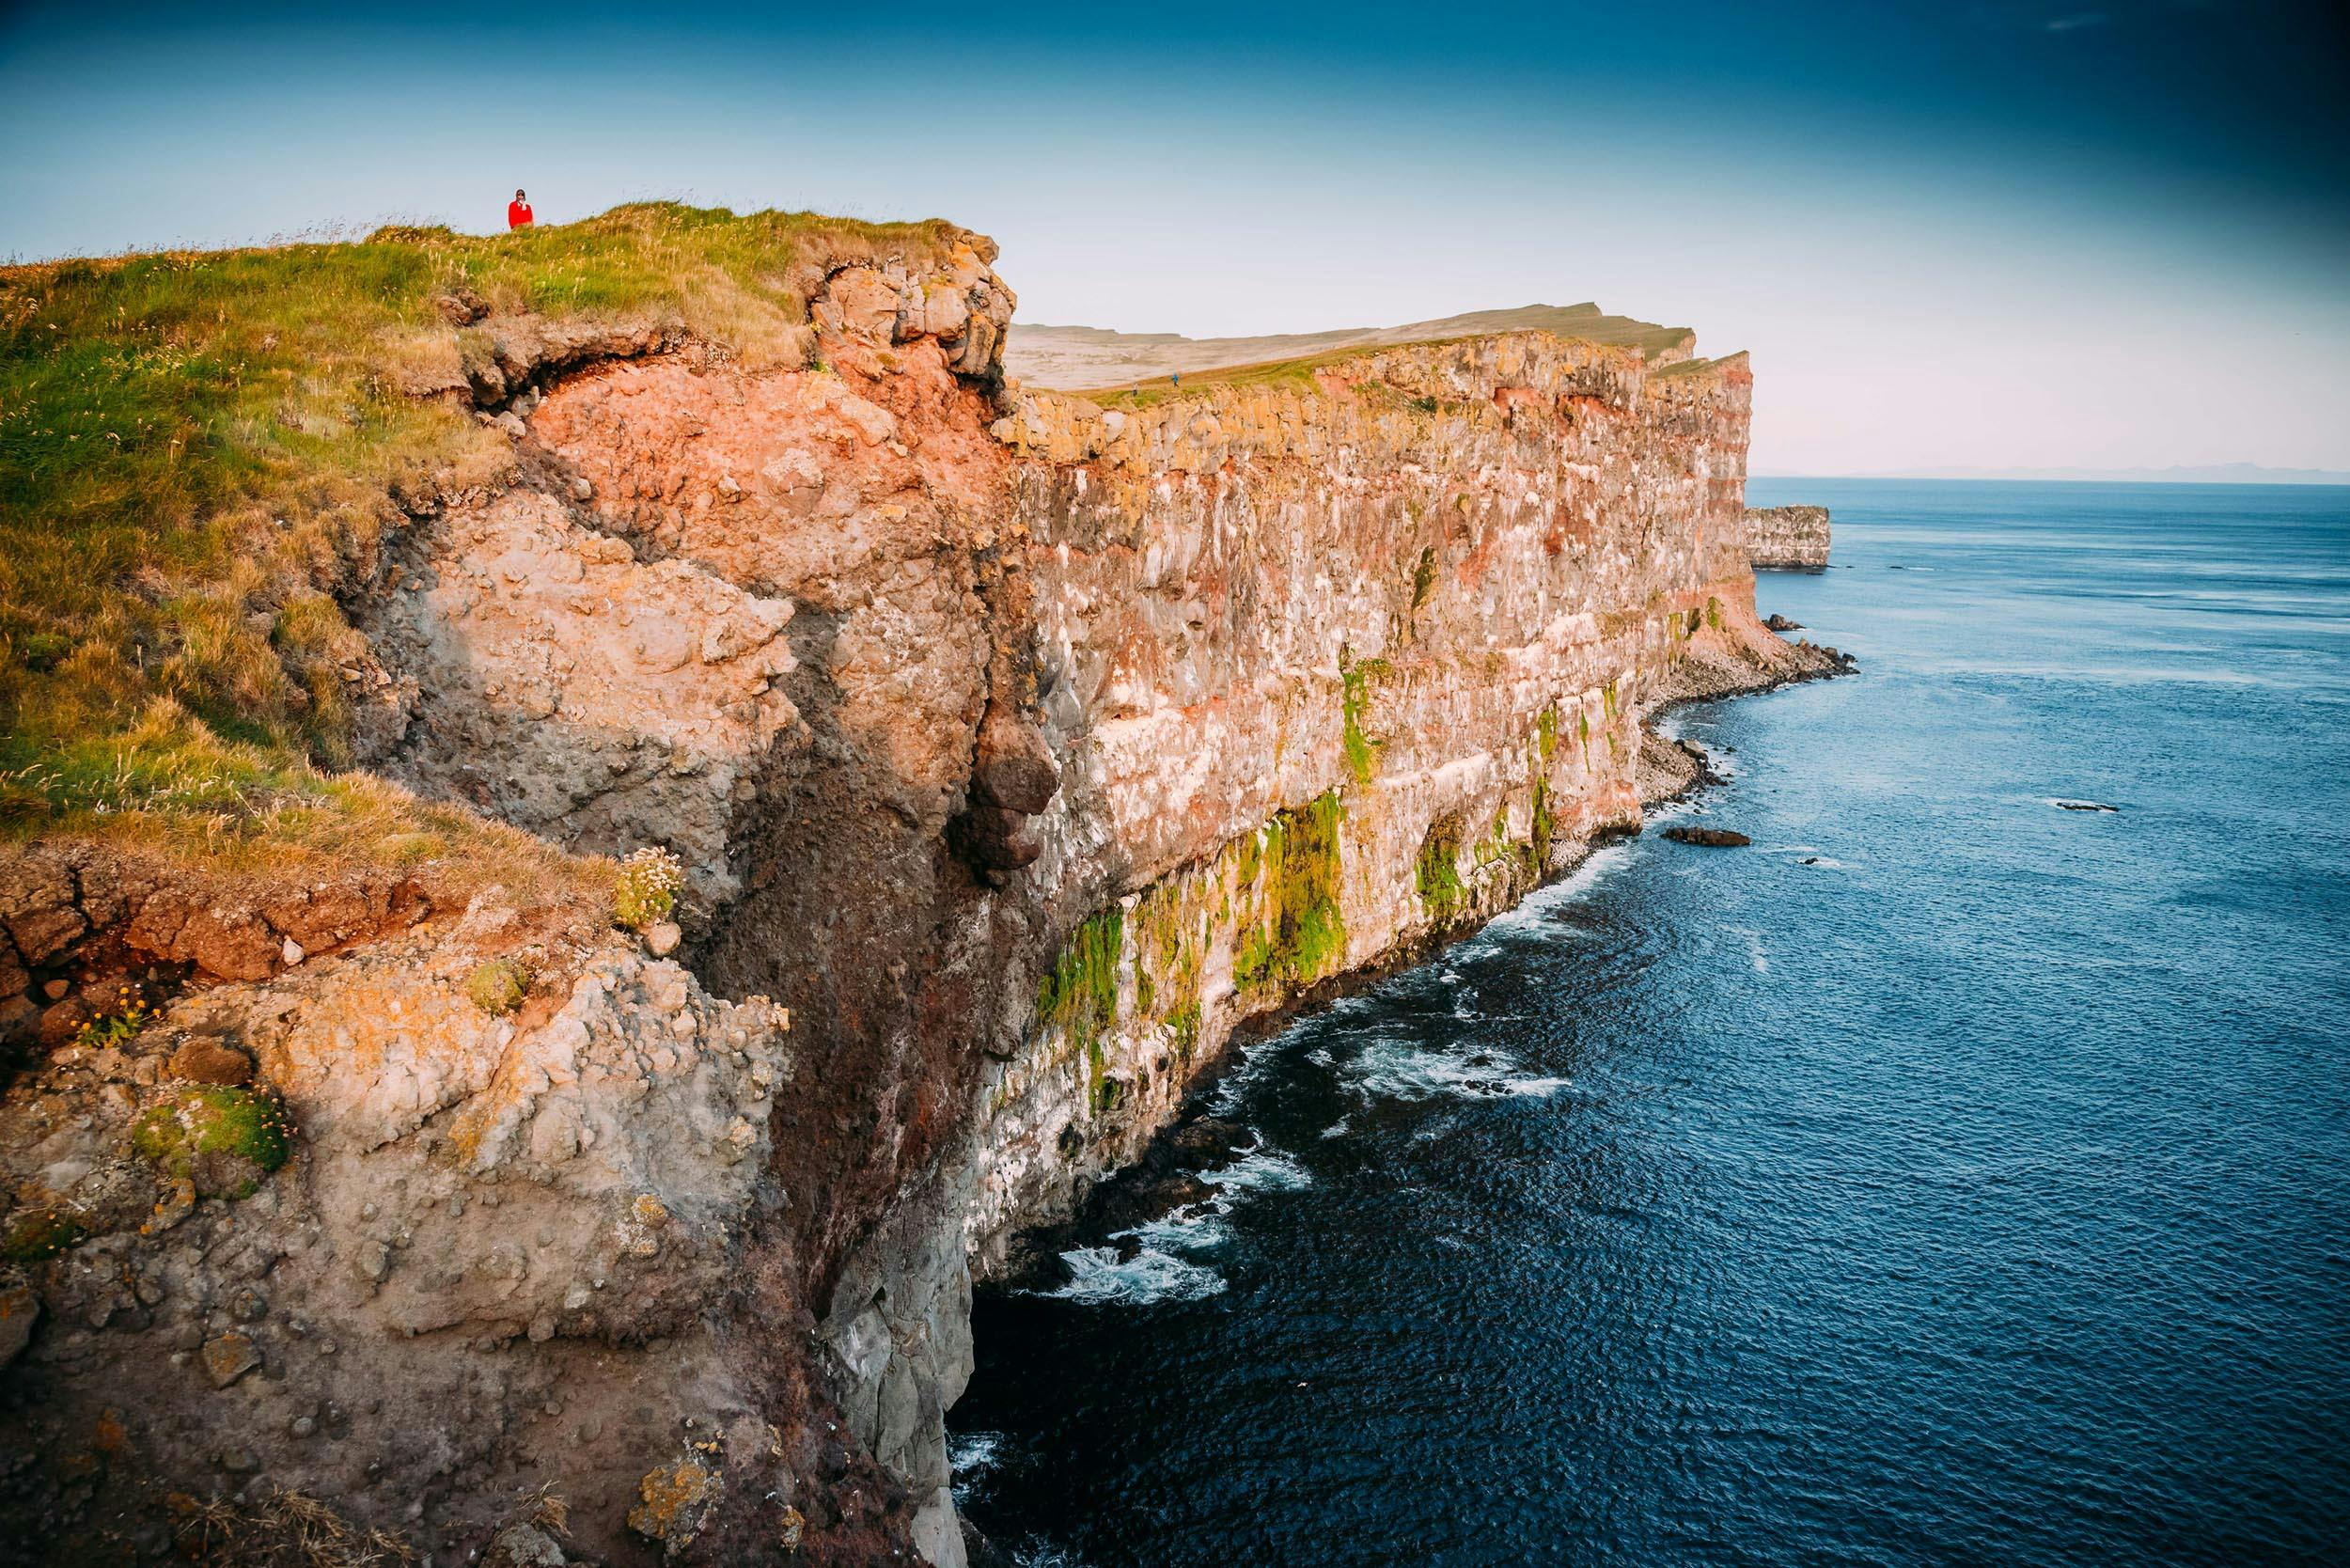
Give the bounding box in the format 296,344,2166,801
1041,1137,1314,1306
1127,1206,1232,1251
1043,1244,1228,1305
1347,1039,1569,1104
1483,839,1635,937
948,1430,1004,1485
1203,1145,1313,1197
1013,1547,1098,1568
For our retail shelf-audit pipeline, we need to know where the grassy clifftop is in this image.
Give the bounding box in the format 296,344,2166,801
1008,302,1695,400
0,202,961,870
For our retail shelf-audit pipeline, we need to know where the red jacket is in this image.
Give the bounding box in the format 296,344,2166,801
508,200,534,229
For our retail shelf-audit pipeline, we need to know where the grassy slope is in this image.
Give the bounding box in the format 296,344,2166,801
1067,328,1722,414
0,204,964,882
1009,302,1696,396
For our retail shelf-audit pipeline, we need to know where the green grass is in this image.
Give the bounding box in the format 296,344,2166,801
1,202,967,862
1648,353,1743,383
0,693,613,912
1073,350,1344,410
1062,303,1698,411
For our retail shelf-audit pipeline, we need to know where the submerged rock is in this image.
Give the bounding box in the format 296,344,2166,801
1662,825,1752,847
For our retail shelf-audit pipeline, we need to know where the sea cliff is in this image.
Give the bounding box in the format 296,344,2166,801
0,207,1839,1565
1744,503,1833,570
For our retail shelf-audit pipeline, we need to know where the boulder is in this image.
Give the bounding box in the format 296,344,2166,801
1660,825,1751,847
167,1037,255,1086
971,713,1059,816
200,1330,261,1388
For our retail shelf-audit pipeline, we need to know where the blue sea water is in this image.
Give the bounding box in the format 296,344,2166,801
948,480,2350,1568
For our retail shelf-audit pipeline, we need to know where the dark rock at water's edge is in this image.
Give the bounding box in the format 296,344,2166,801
1004,1113,1254,1286
1795,639,1859,674
1765,613,1805,632
1147,1114,1255,1175
1662,825,1752,847
962,1518,1020,1568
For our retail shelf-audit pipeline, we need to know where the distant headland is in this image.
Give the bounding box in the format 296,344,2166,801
1759,463,2350,486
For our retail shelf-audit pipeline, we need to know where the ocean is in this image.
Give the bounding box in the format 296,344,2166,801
948,479,2350,1567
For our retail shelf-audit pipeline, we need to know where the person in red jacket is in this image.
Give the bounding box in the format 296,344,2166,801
508,189,534,230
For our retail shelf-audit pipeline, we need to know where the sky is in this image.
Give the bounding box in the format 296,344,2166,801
3,0,2346,476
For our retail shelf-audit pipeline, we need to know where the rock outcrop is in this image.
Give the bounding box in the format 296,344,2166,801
1,226,1842,1566
1744,503,1832,569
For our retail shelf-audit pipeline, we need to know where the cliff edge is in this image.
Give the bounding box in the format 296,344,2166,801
0,206,1842,1565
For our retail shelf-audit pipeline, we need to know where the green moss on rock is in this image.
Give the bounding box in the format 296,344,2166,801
1410,545,1438,613
1416,812,1466,922
465,956,531,1015
1340,658,1387,788
3,1205,86,1261
131,1085,292,1200
1037,907,1127,1110
1234,791,1348,994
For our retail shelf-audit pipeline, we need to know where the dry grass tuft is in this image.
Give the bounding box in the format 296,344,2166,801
169,1486,416,1567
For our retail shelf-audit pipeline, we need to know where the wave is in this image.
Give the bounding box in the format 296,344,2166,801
1041,1244,1229,1306
1203,1144,1312,1197
1762,842,1846,869
948,1430,1005,1486
1038,1139,1312,1307
1344,1038,1570,1104
1012,1546,1099,1568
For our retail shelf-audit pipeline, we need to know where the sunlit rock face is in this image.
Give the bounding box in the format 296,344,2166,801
1746,503,1833,569
1,226,1835,1567
967,339,1826,1275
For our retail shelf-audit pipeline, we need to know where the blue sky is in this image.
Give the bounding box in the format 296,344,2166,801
4,0,2345,474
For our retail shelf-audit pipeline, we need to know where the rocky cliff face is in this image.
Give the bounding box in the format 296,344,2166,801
1744,503,1832,570
1,230,1838,1567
